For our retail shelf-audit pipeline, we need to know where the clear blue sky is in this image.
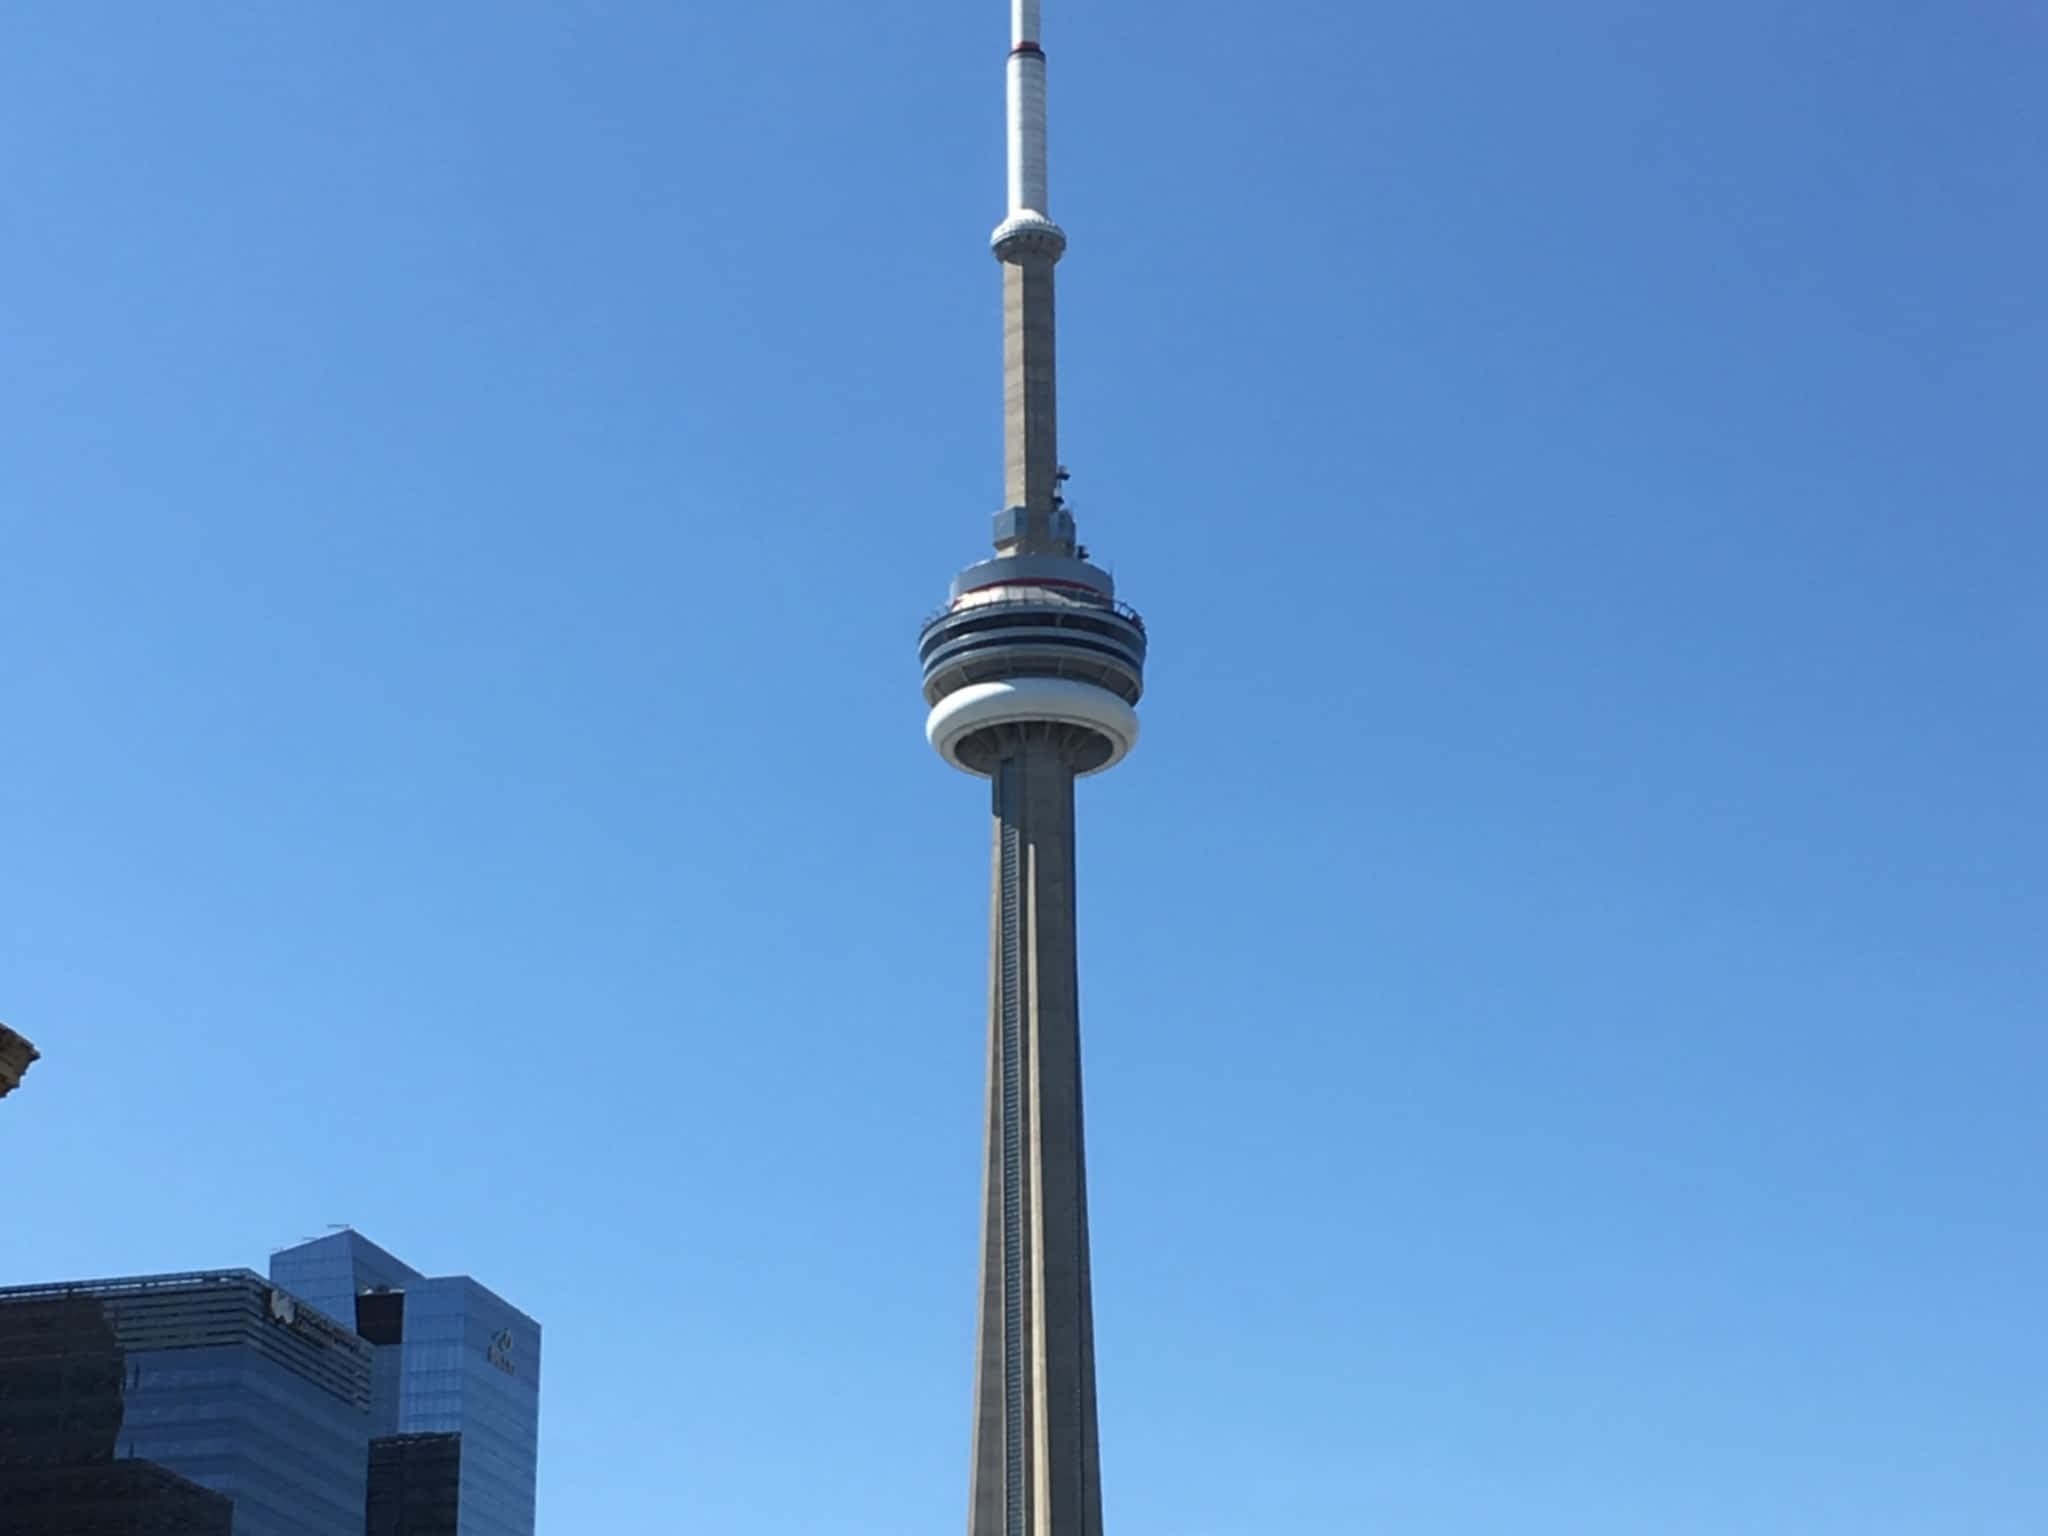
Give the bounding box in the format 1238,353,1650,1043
4,2,2043,1532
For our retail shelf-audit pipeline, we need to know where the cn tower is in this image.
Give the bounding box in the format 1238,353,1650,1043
917,3,1144,1533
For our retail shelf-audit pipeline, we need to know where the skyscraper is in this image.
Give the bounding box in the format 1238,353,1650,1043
916,5,1145,1533
0,1271,372,1536
269,1231,540,1536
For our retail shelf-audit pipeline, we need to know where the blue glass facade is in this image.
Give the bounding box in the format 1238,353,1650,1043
270,1232,540,1536
0,1272,371,1536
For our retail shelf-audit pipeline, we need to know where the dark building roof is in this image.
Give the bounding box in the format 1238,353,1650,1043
0,1459,235,1535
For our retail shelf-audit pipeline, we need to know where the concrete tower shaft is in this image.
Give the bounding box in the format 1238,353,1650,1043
966,735,1103,1536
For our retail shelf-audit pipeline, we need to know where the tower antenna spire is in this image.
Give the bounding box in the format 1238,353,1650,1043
1007,0,1049,218
991,0,1070,557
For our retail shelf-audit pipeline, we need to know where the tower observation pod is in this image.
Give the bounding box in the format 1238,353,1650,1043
916,4,1144,1535
920,0,1146,782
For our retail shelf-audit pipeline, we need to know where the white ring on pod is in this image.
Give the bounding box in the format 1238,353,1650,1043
926,678,1140,778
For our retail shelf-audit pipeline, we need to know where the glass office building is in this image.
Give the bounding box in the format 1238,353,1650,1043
270,1232,540,1536
0,1272,371,1536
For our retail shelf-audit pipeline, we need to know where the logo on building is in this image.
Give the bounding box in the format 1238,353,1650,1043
487,1328,516,1375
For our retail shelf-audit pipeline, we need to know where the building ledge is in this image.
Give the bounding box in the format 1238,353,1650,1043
0,1024,40,1099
